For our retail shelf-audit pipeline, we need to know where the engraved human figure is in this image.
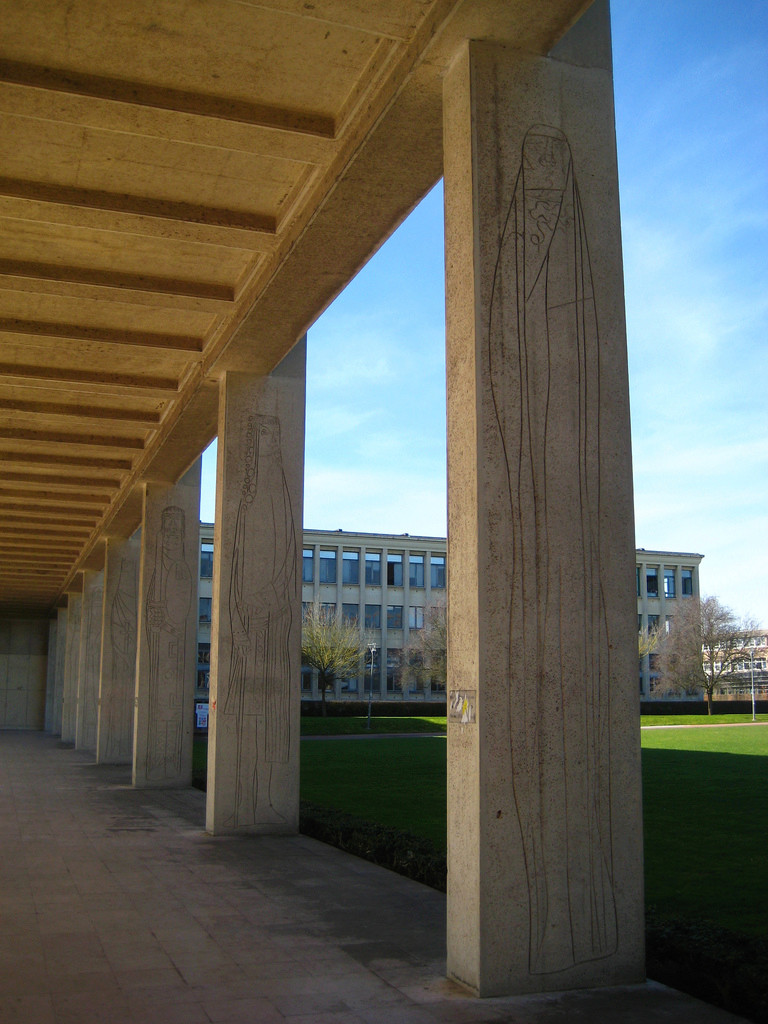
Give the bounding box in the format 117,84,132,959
224,413,296,826
105,556,137,761
488,124,617,973
145,506,191,780
82,581,103,750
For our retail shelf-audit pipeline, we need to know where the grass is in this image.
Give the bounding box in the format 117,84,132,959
641,713,768,727
194,717,768,1019
301,715,446,736
298,718,768,941
196,714,768,936
300,735,447,848
642,724,768,937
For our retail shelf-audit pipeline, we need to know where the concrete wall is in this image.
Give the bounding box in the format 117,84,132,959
0,619,49,729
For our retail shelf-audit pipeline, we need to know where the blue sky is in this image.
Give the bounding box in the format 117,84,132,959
203,0,767,625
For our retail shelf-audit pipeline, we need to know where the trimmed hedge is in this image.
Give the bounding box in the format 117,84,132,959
640,699,768,716
300,699,447,718
299,804,767,1023
646,910,768,1024
299,801,446,891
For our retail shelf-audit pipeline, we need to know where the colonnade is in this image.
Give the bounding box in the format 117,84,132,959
39,0,643,997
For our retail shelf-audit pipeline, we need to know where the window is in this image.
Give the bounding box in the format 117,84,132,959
301,666,313,692
342,550,359,585
302,547,314,583
365,552,381,586
665,616,673,633
320,602,336,616
319,549,337,584
197,642,210,690
648,614,659,631
364,605,381,629
646,568,659,597
638,614,643,632
342,603,358,624
430,555,446,589
636,566,641,597
200,541,213,578
409,606,424,629
409,554,425,588
387,605,403,629
386,649,402,692
302,601,311,618
681,569,693,596
199,597,212,623
664,568,676,598
387,553,403,587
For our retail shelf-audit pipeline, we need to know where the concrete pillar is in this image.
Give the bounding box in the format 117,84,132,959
97,532,140,764
52,607,68,733
443,3,643,997
75,569,104,753
44,618,57,732
206,341,305,834
133,459,201,788
60,592,82,743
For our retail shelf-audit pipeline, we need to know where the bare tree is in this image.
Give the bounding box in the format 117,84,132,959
401,598,447,695
657,596,756,714
638,623,662,661
301,604,366,715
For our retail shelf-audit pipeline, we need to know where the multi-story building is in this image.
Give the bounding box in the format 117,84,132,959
300,529,447,700
635,549,704,695
195,526,704,716
711,630,768,699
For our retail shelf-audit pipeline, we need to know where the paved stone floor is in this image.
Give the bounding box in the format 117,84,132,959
0,731,748,1024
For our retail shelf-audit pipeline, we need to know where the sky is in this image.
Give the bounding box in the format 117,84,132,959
202,0,768,625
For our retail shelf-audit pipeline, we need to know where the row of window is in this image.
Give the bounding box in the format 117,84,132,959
302,601,424,630
302,548,445,589
638,614,672,633
636,566,694,599
201,540,446,590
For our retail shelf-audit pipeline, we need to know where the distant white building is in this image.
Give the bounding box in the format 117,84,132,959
635,549,704,695
712,630,768,699
195,526,705,712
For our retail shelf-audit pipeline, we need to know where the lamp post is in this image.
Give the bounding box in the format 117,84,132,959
751,647,756,722
366,642,377,731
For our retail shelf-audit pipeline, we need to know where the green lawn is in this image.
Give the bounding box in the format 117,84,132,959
300,736,447,848
197,716,768,938
301,715,446,736
641,713,768,727
299,720,768,940
642,724,768,936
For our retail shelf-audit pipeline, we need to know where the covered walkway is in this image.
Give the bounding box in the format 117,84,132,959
0,732,746,1024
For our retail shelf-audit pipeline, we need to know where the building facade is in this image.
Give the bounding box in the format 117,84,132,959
196,526,704,711
636,549,704,695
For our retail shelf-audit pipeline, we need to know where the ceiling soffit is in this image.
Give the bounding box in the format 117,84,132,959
0,0,590,614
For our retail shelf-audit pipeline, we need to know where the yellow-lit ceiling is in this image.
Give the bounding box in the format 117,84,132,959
0,0,589,615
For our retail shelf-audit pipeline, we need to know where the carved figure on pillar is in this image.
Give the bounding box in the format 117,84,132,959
489,124,617,974
224,413,296,826
145,506,191,780
104,557,137,761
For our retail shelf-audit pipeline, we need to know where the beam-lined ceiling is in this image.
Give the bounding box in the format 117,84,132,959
0,0,589,616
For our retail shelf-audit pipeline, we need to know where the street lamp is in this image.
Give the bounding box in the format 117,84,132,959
366,642,377,731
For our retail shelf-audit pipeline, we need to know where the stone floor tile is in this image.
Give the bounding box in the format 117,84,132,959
0,993,56,1024
271,991,352,1018
201,995,286,1023
0,735,751,1024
